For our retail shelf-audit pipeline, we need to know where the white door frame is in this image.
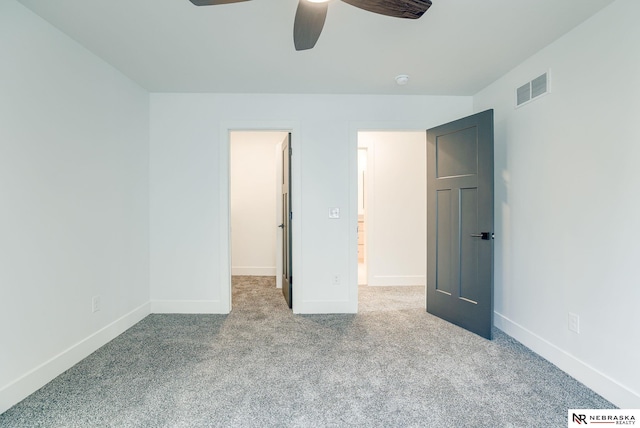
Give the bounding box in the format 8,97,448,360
275,139,284,289
219,121,301,312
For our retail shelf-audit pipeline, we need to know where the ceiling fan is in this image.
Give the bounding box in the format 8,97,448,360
188,0,432,51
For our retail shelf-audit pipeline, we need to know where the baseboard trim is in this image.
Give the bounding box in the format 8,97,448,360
0,302,150,414
150,300,229,314
296,300,357,314
495,311,640,408
368,275,426,287
231,267,276,276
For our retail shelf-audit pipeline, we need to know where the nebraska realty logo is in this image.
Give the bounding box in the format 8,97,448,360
569,409,639,426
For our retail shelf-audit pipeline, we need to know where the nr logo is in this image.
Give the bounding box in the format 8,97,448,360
573,413,588,424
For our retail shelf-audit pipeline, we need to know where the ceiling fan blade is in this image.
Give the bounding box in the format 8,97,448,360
340,0,431,19
293,0,329,51
188,0,250,6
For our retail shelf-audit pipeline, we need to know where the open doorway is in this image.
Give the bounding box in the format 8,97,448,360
357,131,427,311
230,131,289,307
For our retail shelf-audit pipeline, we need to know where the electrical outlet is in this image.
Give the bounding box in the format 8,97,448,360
568,312,580,333
92,296,101,313
331,274,340,286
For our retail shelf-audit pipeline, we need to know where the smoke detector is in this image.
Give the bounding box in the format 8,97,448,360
395,74,410,86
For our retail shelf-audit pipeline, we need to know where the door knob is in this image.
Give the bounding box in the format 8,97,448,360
470,232,493,240
278,224,285,229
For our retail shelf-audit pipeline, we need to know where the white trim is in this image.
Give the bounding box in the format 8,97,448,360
362,140,375,291
296,300,356,314
0,302,150,414
150,300,228,314
368,275,426,287
348,126,360,310
275,139,284,290
495,311,640,409
219,126,232,314
231,266,277,276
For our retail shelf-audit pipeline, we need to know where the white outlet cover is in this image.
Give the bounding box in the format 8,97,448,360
92,296,101,313
329,207,340,219
568,312,580,333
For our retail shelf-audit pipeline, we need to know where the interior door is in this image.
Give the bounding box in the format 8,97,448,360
426,110,494,339
281,133,293,308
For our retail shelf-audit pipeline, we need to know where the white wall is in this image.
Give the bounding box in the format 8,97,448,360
474,0,640,408
2,0,634,413
0,0,150,413
230,131,286,276
359,132,427,286
149,94,472,313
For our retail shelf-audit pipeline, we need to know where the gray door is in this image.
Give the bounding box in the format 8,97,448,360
281,134,293,308
426,110,494,339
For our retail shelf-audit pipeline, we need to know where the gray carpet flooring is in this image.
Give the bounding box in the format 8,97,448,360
1,276,613,427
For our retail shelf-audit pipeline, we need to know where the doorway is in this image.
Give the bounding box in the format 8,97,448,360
357,131,427,308
229,131,289,306
353,111,495,339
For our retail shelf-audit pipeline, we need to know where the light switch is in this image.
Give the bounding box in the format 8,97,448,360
329,207,340,219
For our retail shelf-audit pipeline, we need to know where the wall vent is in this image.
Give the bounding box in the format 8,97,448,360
516,82,531,106
515,71,549,108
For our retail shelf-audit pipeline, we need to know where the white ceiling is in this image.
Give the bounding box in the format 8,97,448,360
18,0,615,95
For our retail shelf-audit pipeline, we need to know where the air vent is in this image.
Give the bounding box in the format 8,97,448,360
515,71,549,108
516,82,531,106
